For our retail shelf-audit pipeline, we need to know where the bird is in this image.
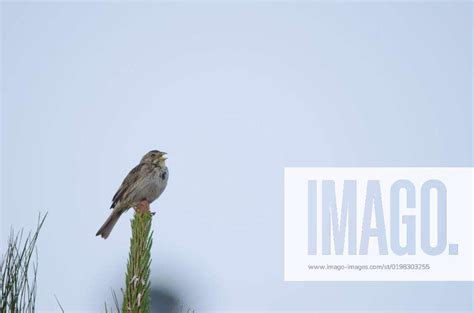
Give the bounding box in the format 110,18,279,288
96,150,169,239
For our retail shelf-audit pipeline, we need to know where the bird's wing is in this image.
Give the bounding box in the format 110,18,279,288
111,163,146,209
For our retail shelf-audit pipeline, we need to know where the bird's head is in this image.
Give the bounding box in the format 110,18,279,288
140,150,167,166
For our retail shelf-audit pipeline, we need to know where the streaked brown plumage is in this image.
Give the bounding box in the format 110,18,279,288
96,150,168,239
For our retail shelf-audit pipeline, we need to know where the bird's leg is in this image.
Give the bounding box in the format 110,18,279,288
134,200,150,214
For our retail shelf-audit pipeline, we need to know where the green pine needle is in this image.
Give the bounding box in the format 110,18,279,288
0,213,47,313
122,212,153,313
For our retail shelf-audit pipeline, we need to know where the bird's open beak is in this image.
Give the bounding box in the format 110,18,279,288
160,152,167,160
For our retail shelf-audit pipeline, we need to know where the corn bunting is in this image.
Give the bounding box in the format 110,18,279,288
96,150,168,239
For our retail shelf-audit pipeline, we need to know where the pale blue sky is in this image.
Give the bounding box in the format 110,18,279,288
1,2,472,312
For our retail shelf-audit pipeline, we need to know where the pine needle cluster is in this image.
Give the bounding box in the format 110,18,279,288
0,214,47,313
122,212,153,313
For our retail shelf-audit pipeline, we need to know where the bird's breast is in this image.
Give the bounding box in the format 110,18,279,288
144,166,168,203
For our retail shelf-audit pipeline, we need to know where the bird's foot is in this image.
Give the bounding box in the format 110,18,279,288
134,200,150,214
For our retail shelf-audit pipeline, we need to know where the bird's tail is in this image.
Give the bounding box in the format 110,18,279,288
96,210,123,239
